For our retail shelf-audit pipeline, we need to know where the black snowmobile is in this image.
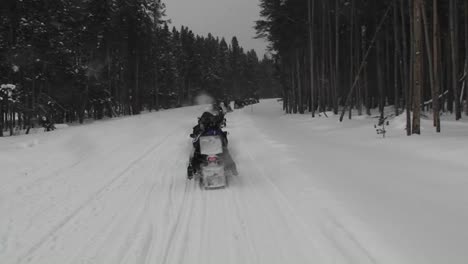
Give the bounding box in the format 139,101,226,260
187,111,237,189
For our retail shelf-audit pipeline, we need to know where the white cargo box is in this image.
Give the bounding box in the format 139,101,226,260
199,135,223,155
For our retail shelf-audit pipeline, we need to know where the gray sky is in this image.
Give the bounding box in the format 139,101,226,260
165,0,269,57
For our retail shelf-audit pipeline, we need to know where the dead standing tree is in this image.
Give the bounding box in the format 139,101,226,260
339,5,392,122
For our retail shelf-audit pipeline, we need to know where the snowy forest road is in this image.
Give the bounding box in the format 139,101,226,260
1,99,468,264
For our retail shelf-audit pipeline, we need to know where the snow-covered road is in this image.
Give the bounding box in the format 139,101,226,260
2,99,468,264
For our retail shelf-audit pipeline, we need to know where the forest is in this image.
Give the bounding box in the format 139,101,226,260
256,0,468,135
0,0,280,136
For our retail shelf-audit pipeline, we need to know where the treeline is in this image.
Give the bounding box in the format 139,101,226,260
0,0,278,136
256,0,468,134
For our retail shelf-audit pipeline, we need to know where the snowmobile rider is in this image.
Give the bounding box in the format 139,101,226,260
188,108,238,179
190,110,225,141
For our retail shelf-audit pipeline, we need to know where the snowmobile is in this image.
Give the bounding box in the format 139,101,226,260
197,133,227,188
188,130,229,189
187,111,237,189
40,116,56,132
211,103,227,128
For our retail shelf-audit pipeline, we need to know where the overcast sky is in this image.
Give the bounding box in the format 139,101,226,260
165,0,269,57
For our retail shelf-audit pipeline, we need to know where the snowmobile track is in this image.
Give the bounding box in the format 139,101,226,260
5,101,465,264
15,128,182,264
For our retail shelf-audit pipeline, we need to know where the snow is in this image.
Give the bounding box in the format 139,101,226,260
0,84,16,90
1,99,468,264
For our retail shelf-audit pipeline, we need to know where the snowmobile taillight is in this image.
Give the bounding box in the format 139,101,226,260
207,156,218,162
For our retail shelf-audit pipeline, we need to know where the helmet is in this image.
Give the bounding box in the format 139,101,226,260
199,111,220,129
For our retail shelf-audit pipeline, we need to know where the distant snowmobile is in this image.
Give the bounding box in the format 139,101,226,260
40,116,56,132
187,111,237,189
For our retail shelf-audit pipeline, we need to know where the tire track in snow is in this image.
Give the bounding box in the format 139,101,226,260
18,140,126,193
72,178,153,264
224,176,261,264
115,182,159,264
139,137,196,264
197,188,208,264
159,181,197,264
135,152,180,264
235,111,378,264
131,148,187,264
15,128,181,264
75,129,190,264
232,155,306,262
229,113,321,262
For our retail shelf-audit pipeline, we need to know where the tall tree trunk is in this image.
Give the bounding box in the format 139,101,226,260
334,0,339,115
450,0,461,120
291,67,298,114
385,25,391,113
362,25,370,115
409,0,415,129
412,0,423,134
377,40,384,118
134,52,140,114
349,0,355,120
465,0,468,115
327,4,336,113
401,0,411,135
0,97,3,137
296,50,304,114
320,3,326,112
356,22,362,116
421,0,438,132
444,37,452,112
433,0,441,131
393,0,401,116
308,0,315,117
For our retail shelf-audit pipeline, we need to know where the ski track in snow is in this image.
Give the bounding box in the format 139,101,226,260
2,100,468,264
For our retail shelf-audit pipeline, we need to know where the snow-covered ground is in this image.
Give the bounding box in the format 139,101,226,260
1,99,468,264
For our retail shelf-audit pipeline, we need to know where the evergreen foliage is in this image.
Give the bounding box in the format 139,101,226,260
0,0,279,136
